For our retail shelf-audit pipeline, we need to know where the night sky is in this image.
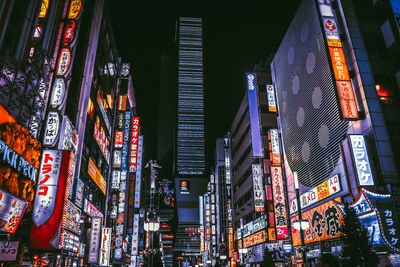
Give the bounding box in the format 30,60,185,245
110,1,301,167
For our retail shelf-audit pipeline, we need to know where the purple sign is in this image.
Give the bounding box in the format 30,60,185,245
134,136,143,209
247,72,263,157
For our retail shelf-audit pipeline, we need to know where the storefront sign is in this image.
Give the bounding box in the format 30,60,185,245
63,200,81,235
0,241,18,261
252,164,265,212
0,189,27,233
228,227,234,258
266,85,277,112
61,230,79,252
134,136,143,208
113,150,122,168
88,217,102,264
99,227,111,266
269,129,281,165
349,135,374,186
63,21,76,46
252,230,266,246
118,95,127,111
329,47,350,81
56,48,71,76
323,18,340,40
271,166,288,239
68,0,81,19
336,81,358,119
253,215,267,233
131,214,139,255
74,178,84,208
247,73,263,157
291,200,342,246
290,175,341,214
88,157,106,194
115,131,123,148
30,151,74,249
121,112,131,171
83,199,103,218
112,170,121,189
129,117,140,172
43,112,60,146
50,78,66,108
96,92,111,134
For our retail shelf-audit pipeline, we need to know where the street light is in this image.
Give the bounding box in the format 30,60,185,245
294,171,308,265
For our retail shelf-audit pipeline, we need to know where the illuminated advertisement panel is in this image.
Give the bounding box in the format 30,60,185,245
43,111,60,146
270,166,288,239
0,189,27,234
291,200,343,246
134,136,143,208
118,95,127,111
68,0,82,19
129,117,140,172
268,129,281,165
289,174,341,214
115,131,123,148
228,227,234,258
56,48,71,76
88,217,102,264
63,21,76,46
246,72,263,157
266,85,277,112
252,164,265,212
74,178,84,208
336,81,358,119
50,78,66,109
99,227,112,266
93,120,110,163
30,150,74,249
39,0,49,18
131,214,139,255
88,157,106,194
329,47,350,81
83,198,103,218
349,135,374,186
121,111,131,171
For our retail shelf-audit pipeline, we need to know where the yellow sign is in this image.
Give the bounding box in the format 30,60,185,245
88,157,106,194
39,0,49,18
327,39,342,47
68,0,81,19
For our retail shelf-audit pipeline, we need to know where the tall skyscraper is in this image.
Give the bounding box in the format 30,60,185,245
175,17,205,176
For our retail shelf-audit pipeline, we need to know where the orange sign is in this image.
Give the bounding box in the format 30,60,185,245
39,0,49,18
118,95,127,111
252,230,266,246
88,157,106,194
228,227,234,258
316,181,329,200
243,235,253,248
329,47,350,81
291,200,343,246
68,0,82,19
268,228,276,241
327,39,342,47
336,81,359,119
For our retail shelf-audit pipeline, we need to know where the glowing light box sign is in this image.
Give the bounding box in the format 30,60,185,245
349,135,374,186
56,48,71,76
63,21,76,46
68,0,82,19
270,166,288,239
252,164,265,212
134,136,143,208
266,85,277,112
121,111,131,171
269,129,281,165
247,73,263,157
131,214,139,255
129,117,140,172
43,111,60,146
336,81,358,119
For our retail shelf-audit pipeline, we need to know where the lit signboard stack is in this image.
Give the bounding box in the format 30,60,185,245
209,174,217,255
268,129,288,240
224,137,234,259
317,0,358,120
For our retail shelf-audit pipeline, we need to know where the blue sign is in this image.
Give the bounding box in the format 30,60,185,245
134,135,143,209
121,111,131,171
246,73,263,157
349,135,374,186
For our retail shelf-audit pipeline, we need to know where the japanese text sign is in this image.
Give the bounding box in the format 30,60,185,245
266,85,277,112
271,166,288,239
269,129,281,165
129,117,140,172
349,135,374,186
329,47,350,81
336,81,358,119
252,164,265,212
131,214,139,255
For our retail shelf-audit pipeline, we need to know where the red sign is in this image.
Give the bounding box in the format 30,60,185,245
129,117,140,172
329,47,350,81
63,21,76,46
115,131,123,148
336,81,358,119
271,166,289,239
233,252,238,262
30,150,74,249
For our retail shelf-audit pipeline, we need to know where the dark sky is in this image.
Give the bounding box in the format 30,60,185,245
109,1,301,167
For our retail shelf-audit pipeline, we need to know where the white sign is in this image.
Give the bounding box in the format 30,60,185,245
0,189,27,234
131,214,139,255
88,217,102,264
266,85,277,112
33,150,62,227
43,112,60,146
323,18,340,40
113,150,122,168
50,78,66,108
99,227,111,266
56,48,71,76
270,129,280,154
252,164,265,212
0,241,19,261
112,170,121,189
349,135,374,186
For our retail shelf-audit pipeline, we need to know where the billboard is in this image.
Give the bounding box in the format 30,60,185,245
349,135,374,186
291,200,342,246
252,164,265,212
129,117,140,172
88,157,106,194
121,111,131,171
246,73,263,157
134,136,143,208
30,150,74,249
266,85,277,112
270,166,288,239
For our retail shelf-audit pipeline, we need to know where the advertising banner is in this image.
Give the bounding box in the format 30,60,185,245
269,129,281,165
99,227,111,266
129,117,140,172
349,135,374,186
61,230,79,252
93,121,110,164
88,217,102,264
88,157,106,194
266,84,277,112
246,73,263,157
63,200,81,235
229,227,234,258
252,164,265,212
291,200,342,246
121,111,131,171
74,178,84,208
83,198,103,218
115,131,123,148
271,166,288,239
30,150,74,249
132,214,140,255
134,136,143,208
0,241,18,261
0,189,27,234
113,150,122,168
